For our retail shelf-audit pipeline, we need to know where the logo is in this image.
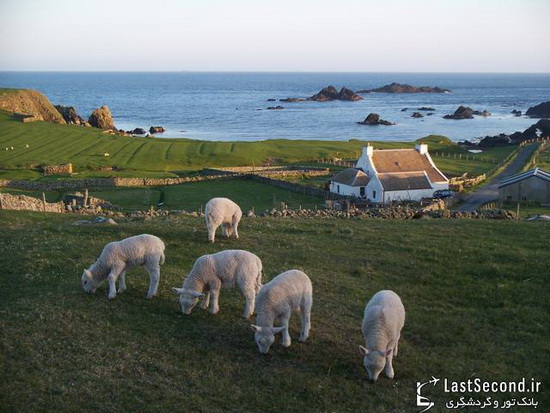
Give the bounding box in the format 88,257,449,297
416,376,439,412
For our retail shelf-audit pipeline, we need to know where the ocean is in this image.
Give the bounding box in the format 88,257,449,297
0,72,548,142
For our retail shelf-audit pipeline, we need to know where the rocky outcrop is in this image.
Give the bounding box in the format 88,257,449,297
357,113,396,126
88,105,116,130
54,105,85,125
511,109,522,117
279,98,305,103
358,83,450,93
267,106,284,110
0,89,66,124
477,119,550,146
411,112,424,118
131,128,147,134
473,110,491,117
308,86,363,102
526,101,550,118
149,126,165,134
418,107,435,111
444,106,474,120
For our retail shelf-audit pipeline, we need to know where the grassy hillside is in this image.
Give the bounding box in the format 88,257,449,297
0,111,515,179
1,211,548,412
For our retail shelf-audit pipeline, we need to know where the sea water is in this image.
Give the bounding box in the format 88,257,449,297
0,71,548,142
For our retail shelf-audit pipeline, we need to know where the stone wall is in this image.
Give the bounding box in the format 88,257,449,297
247,174,345,199
0,193,64,213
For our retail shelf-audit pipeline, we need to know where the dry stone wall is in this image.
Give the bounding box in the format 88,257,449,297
0,193,64,213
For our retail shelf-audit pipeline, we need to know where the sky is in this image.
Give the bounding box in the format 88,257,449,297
0,0,549,72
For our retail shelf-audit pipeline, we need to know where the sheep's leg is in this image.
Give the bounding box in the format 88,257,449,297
117,269,127,294
145,261,161,299
298,296,312,342
280,310,292,347
384,351,395,379
242,288,255,319
394,333,400,356
232,215,239,239
207,220,217,243
107,266,124,299
209,280,222,314
200,292,210,310
221,224,228,237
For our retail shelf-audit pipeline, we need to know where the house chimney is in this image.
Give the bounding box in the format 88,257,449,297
415,143,428,155
362,145,374,157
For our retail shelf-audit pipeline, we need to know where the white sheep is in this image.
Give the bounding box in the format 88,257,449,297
172,249,262,318
251,269,312,354
204,197,242,243
81,234,165,300
359,290,405,382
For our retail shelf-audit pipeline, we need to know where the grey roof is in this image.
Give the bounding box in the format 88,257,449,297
331,168,370,186
378,172,432,191
498,167,550,189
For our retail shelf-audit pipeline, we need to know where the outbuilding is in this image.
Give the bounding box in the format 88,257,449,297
498,167,550,204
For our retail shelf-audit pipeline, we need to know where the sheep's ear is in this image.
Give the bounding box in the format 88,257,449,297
84,269,92,279
271,326,286,334
172,287,185,295
381,349,393,358
359,345,369,356
190,291,205,298
251,324,261,332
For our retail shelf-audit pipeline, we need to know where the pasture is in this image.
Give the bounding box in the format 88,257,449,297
0,211,548,412
0,111,515,179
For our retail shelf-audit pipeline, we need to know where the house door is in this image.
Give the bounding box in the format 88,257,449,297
360,187,365,197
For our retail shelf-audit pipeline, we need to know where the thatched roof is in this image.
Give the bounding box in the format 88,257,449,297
378,172,432,191
331,168,370,186
372,149,447,183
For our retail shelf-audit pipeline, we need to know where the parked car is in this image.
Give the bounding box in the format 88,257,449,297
433,189,454,199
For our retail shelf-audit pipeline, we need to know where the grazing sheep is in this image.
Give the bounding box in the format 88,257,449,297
359,290,405,382
251,269,312,354
81,234,165,300
172,249,262,318
204,197,242,243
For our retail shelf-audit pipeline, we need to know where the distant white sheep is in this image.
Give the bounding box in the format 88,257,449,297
104,153,110,157
251,269,312,354
81,234,165,300
172,249,262,318
204,197,242,243
359,290,405,382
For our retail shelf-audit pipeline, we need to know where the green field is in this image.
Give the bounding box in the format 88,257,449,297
1,179,325,212
1,211,548,412
0,111,515,179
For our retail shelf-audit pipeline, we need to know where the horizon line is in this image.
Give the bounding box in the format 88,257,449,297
1,70,550,75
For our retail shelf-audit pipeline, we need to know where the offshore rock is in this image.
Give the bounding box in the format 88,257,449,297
88,105,116,130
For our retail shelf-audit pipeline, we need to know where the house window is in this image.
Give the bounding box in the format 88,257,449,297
360,187,365,197
506,195,512,201
337,185,340,194
372,190,377,199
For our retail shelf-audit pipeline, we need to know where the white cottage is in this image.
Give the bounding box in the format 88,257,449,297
330,143,449,203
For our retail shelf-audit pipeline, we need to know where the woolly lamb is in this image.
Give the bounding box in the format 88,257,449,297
205,197,242,243
81,234,165,300
359,290,405,382
172,249,262,318
251,269,312,354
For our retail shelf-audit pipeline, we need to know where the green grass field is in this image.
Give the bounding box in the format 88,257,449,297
0,112,515,179
0,211,548,412
1,179,325,212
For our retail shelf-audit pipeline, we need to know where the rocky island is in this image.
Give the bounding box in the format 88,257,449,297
357,113,396,126
308,86,363,102
358,83,450,93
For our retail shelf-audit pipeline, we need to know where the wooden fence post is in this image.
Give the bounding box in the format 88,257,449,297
42,192,47,213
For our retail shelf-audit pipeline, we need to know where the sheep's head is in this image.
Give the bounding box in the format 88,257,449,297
171,287,204,314
251,324,285,354
81,269,99,293
359,346,391,382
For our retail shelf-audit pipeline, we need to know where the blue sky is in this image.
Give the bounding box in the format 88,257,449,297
1,0,549,72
